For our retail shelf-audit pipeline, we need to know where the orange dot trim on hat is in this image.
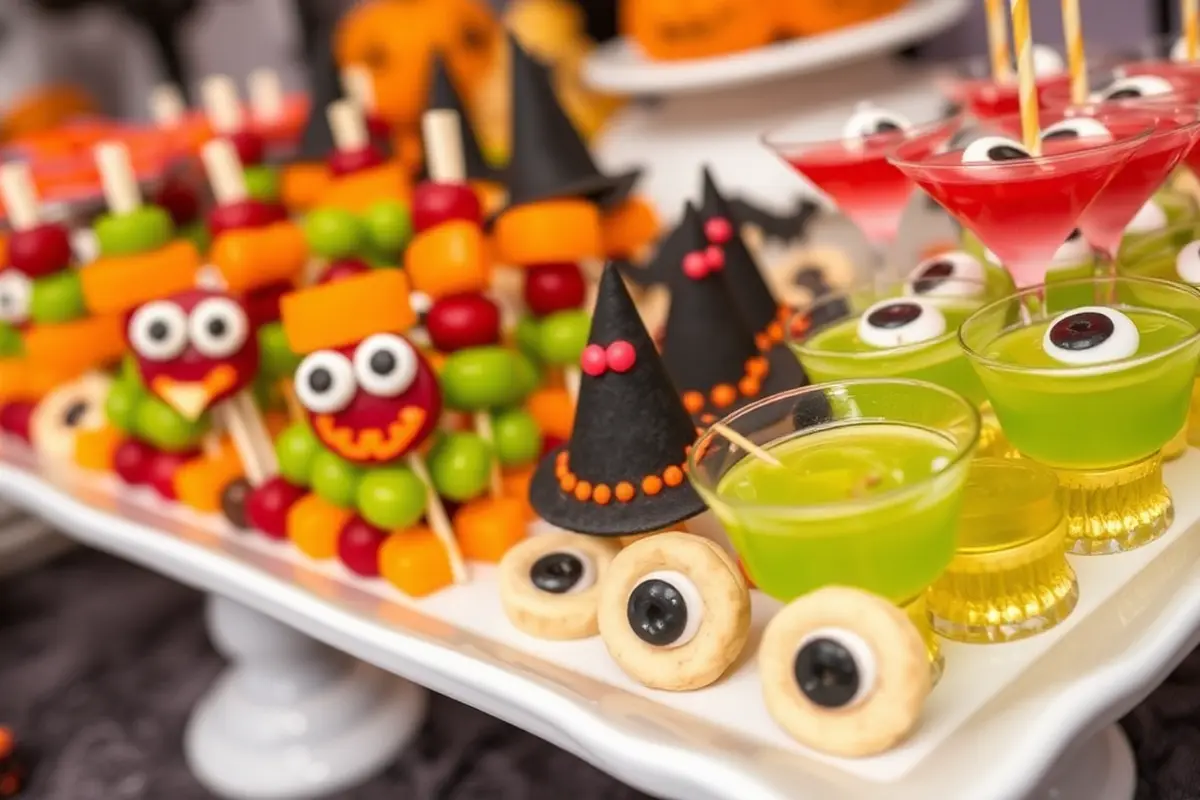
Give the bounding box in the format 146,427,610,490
689,354,773,417
556,454,689,506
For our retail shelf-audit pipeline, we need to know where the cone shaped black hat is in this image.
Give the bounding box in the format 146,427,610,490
530,263,704,536
618,208,692,288
420,54,503,184
661,204,806,423
287,32,340,165
500,36,641,212
699,166,783,335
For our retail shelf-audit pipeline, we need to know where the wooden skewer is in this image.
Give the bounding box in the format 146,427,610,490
248,68,285,122
473,411,505,498
711,422,782,467
341,64,376,113
422,109,466,183
326,100,368,152
93,142,142,215
217,391,279,486
407,453,468,583
0,162,41,231
200,75,244,135
149,84,186,127
200,138,249,206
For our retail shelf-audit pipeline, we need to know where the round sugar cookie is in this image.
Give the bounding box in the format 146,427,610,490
499,533,621,640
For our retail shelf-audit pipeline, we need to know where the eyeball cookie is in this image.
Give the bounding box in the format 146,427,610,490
499,533,622,640
759,586,931,758
29,371,112,464
597,532,750,692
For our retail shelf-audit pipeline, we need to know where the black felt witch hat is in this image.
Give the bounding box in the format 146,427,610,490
500,37,641,213
284,31,340,165
420,54,504,184
699,166,787,338
661,204,806,424
530,263,705,536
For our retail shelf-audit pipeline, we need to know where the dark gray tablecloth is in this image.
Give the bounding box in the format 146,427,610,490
0,548,1197,800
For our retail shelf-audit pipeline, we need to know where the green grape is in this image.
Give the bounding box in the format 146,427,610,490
511,352,540,404
439,346,523,411
243,165,282,203
356,467,426,530
275,423,322,487
492,408,542,467
120,353,144,387
363,200,412,258
538,309,591,366
134,395,209,452
309,449,364,508
0,325,22,357
178,220,211,255
29,270,86,324
427,431,492,502
95,206,175,257
514,315,542,363
303,207,366,259
258,322,300,381
104,378,145,433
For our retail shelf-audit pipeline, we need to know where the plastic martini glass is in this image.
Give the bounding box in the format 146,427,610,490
889,123,1148,289
935,50,1071,120
960,275,1200,554
688,379,979,676
763,109,962,255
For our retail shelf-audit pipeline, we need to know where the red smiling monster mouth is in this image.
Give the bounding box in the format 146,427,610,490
313,406,428,463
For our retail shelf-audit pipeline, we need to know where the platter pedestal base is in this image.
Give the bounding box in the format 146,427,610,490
185,595,427,800
1028,724,1136,800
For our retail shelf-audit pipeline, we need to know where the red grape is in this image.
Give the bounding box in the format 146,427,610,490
229,131,266,167
426,293,501,352
155,179,201,226
246,476,307,540
113,439,155,485
245,280,292,327
208,199,287,238
365,114,392,141
411,181,482,232
337,515,388,577
327,145,387,178
8,224,73,277
318,258,371,284
148,450,196,500
524,263,585,317
0,402,34,442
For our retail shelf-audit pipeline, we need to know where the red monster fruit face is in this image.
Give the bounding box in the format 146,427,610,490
294,333,441,466
127,289,260,420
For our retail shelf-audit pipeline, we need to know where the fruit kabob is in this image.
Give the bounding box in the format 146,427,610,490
199,75,282,205
406,108,543,563
257,268,468,595
301,101,412,280
340,64,394,153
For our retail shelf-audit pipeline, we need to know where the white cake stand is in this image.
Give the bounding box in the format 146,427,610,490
583,0,970,221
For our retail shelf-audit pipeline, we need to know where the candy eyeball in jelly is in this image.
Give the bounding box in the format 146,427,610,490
1042,307,1139,366
962,136,1031,164
1041,117,1113,143
127,300,189,362
1031,44,1065,77
295,350,357,413
841,104,912,140
351,333,418,398
1097,74,1175,102
1050,229,1092,269
0,270,31,325
1126,199,1168,236
187,297,249,359
1176,240,1200,284
858,299,947,348
904,252,985,298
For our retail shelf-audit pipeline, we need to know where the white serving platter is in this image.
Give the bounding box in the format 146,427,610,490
2,440,1199,800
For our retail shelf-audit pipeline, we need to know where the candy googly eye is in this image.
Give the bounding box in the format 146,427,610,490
352,333,419,398
759,586,931,758
1126,199,1168,235
962,136,1032,164
1176,240,1200,283
904,252,985,298
499,533,622,640
598,532,750,691
1041,117,1113,143
188,297,250,359
295,350,357,414
857,299,946,348
0,270,31,325
1042,306,1139,366
1031,44,1065,77
128,300,189,361
1098,74,1175,101
841,104,912,140
1049,229,1092,270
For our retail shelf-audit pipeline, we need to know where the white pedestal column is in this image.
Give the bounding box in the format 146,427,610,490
185,595,427,800
1027,724,1136,800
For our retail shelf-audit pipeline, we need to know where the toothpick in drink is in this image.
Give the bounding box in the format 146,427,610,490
712,423,782,468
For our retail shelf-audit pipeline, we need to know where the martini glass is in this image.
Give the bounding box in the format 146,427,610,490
763,110,962,260
960,275,1200,554
936,51,1071,120
1039,61,1200,108
889,123,1148,289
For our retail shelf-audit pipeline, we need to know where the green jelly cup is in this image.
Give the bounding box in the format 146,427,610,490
688,379,980,674
960,275,1200,554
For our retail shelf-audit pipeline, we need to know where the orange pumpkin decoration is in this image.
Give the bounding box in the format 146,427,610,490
620,0,775,62
336,0,502,131
775,0,909,37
